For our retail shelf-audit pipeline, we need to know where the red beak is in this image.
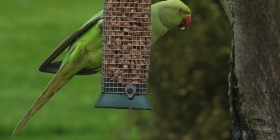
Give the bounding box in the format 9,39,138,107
184,14,191,28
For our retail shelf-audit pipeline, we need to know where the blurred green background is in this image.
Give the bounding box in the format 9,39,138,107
0,0,231,140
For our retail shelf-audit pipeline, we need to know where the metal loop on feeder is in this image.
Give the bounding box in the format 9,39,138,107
102,0,151,95
95,0,152,109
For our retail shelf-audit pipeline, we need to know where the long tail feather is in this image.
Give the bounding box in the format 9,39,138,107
11,69,74,137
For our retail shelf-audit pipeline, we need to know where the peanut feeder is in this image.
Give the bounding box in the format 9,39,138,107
94,0,152,109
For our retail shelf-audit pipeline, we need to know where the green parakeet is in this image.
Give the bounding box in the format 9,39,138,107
12,0,191,136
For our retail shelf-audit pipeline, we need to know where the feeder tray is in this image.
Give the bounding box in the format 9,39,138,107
94,0,152,109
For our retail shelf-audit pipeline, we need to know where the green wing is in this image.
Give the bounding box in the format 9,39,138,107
39,11,103,75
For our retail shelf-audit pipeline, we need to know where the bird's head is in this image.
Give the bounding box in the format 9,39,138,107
158,0,191,30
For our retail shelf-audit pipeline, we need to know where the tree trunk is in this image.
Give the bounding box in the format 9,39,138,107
228,0,280,139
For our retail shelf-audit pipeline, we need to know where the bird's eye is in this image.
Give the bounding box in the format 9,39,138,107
177,8,183,14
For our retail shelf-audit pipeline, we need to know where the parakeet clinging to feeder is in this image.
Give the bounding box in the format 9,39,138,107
12,0,191,136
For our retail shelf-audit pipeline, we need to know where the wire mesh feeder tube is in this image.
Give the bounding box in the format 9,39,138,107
94,0,152,109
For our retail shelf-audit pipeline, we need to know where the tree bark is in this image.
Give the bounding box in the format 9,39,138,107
229,0,280,139
219,0,233,23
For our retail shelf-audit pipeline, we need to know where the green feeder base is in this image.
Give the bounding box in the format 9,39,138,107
94,93,152,110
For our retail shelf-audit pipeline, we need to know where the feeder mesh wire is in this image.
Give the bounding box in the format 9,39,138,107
101,0,151,94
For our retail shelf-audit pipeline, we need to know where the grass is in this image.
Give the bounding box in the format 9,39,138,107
0,1,140,139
